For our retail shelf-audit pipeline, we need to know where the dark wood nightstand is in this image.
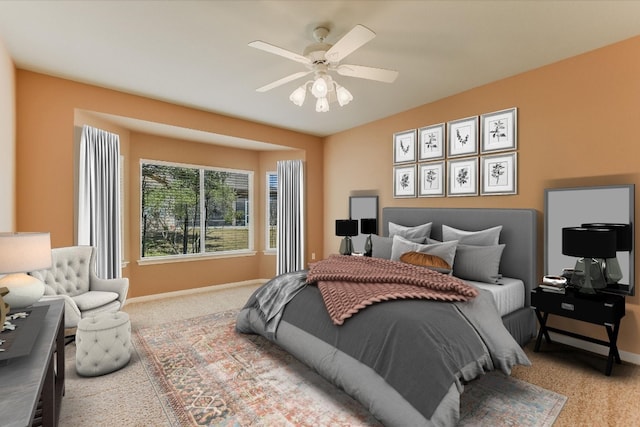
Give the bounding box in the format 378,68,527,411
531,286,625,376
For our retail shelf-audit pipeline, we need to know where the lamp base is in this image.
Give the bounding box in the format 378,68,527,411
339,236,354,255
0,273,45,309
364,234,373,257
570,258,607,294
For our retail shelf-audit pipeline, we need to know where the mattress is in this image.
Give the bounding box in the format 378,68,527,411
467,277,525,317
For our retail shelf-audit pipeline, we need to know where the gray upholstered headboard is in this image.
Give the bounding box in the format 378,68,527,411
383,207,538,306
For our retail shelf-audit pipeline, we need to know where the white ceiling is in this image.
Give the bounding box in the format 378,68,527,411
1,0,640,141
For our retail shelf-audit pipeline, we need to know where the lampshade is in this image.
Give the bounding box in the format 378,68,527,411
335,219,358,237
562,227,616,259
0,232,52,273
311,76,329,98
0,232,51,308
316,97,329,113
289,85,307,106
581,223,632,251
360,218,377,235
335,84,353,107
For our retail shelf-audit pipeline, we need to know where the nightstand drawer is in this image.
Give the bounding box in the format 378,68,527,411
531,288,625,325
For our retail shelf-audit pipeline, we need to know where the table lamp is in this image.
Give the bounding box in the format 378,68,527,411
0,232,52,309
335,219,358,255
360,218,377,257
581,223,632,284
562,227,616,294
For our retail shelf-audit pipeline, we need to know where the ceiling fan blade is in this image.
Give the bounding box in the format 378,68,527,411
336,64,399,83
325,24,376,63
256,71,311,92
248,40,311,65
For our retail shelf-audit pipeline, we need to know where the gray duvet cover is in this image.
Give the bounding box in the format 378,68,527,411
236,271,530,426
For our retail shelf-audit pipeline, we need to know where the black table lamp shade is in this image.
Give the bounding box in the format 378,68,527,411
562,227,616,259
335,219,358,237
581,223,632,252
360,218,377,235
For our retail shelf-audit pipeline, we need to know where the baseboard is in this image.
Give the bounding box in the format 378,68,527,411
124,279,268,305
548,331,640,366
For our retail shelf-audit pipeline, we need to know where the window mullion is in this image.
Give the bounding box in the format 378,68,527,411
199,169,205,254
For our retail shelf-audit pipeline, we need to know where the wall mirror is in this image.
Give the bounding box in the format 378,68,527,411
545,184,634,295
349,196,378,253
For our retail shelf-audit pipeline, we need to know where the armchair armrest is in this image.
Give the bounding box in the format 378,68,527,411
90,275,129,307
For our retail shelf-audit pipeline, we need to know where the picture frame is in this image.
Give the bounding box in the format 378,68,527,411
447,157,478,196
481,152,517,195
418,123,445,161
480,107,517,153
419,161,445,197
393,164,416,198
393,129,417,164
447,116,478,158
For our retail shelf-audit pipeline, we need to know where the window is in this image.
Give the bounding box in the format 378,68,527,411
266,172,277,250
141,160,252,259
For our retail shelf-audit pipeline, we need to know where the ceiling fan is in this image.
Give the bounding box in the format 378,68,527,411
249,24,399,112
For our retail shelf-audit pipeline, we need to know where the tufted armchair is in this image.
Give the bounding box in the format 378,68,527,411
30,246,129,329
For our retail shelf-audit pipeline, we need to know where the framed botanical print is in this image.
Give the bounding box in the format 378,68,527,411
418,123,445,161
447,116,478,158
481,152,517,195
393,129,417,164
419,161,445,197
447,157,478,196
393,164,416,198
480,107,517,153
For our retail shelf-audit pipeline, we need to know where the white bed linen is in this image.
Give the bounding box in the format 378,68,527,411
467,277,524,317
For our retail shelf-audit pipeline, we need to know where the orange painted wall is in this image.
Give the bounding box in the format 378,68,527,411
324,36,640,356
15,71,323,297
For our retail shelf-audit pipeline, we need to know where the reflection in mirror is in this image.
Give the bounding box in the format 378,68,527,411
349,196,378,254
545,184,634,295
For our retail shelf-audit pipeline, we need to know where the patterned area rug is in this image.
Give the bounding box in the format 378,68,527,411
134,309,566,426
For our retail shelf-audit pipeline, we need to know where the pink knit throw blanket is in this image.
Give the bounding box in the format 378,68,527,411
307,255,478,325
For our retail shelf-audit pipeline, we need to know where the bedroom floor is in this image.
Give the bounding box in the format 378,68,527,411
59,283,639,427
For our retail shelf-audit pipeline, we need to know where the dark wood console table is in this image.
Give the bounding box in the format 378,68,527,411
0,299,65,426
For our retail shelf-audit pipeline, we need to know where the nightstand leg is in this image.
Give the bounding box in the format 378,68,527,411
534,310,551,351
605,321,622,376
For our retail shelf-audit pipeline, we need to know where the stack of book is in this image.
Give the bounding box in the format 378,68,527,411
539,275,568,294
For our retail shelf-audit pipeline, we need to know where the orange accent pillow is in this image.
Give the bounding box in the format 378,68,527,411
400,251,452,274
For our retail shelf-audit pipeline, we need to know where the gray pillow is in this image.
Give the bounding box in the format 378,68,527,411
371,235,393,259
452,244,505,283
390,235,458,267
442,225,502,246
389,221,433,240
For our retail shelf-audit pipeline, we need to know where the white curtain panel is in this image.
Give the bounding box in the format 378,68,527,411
78,125,122,279
276,159,305,275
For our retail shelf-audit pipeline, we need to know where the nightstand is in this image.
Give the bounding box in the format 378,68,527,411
531,286,625,376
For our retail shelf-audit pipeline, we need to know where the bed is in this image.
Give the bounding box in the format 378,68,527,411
237,207,537,426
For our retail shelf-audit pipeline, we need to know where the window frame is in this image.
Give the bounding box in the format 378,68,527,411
265,171,277,252
138,159,254,264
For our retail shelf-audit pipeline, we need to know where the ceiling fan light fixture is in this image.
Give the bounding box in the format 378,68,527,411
316,97,330,113
311,76,329,98
289,85,307,106
335,84,353,107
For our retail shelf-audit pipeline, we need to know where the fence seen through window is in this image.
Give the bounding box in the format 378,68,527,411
141,162,252,258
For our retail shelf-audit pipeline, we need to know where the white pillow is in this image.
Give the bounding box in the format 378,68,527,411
442,225,502,246
389,222,432,240
390,235,458,267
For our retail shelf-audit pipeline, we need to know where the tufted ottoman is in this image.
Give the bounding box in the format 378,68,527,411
75,311,132,376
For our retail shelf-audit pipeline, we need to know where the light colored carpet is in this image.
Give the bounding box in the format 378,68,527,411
58,283,639,426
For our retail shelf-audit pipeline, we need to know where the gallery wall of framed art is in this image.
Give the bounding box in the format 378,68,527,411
392,107,518,198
